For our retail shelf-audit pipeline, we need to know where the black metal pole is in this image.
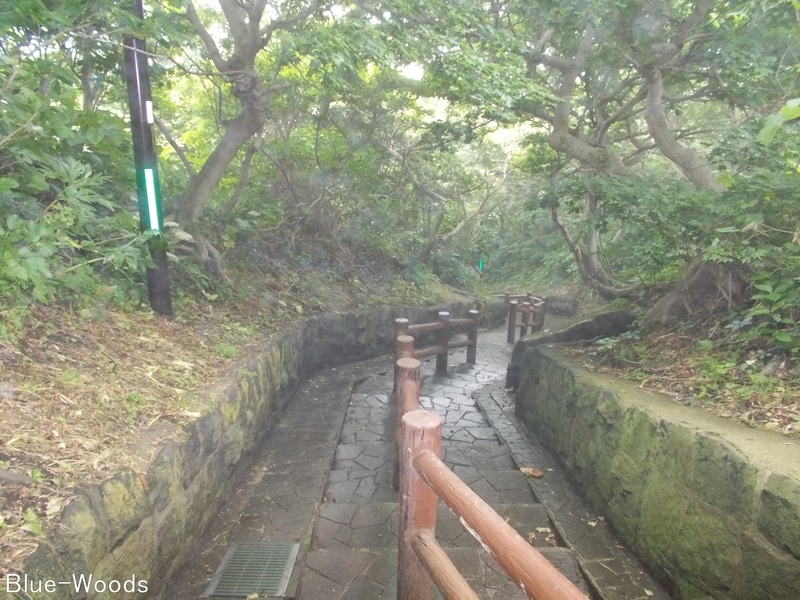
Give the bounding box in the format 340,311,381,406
123,0,173,317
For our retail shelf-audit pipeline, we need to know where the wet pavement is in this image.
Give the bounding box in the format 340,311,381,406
168,325,670,600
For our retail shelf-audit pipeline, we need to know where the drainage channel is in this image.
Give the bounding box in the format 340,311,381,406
165,358,387,600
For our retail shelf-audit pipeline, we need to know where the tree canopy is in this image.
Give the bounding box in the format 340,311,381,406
1,0,799,346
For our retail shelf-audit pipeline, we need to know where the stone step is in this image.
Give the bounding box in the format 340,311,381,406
297,546,589,600
313,502,552,551
323,468,536,505
436,502,555,549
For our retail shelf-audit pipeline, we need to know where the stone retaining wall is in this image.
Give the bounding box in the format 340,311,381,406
513,344,800,600
16,301,504,599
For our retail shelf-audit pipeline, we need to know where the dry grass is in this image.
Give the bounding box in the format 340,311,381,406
0,302,254,574
563,326,800,436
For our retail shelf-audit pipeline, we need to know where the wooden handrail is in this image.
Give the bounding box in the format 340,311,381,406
507,299,546,344
500,291,545,307
393,310,479,375
413,448,588,600
409,321,445,334
411,531,479,600
398,403,590,600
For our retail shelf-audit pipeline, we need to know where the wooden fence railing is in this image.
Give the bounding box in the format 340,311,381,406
393,310,479,378
497,291,545,306
507,298,545,344
395,359,589,600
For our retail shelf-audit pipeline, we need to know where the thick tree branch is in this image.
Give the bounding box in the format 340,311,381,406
184,1,228,71
219,0,248,43
260,2,322,47
642,66,725,192
551,207,640,299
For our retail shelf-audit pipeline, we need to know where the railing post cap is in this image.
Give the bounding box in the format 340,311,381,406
509,300,518,306
395,317,409,324
396,356,421,369
396,334,415,343
402,409,442,428
438,311,450,317
469,309,479,314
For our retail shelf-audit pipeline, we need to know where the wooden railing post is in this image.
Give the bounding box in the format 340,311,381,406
395,317,410,340
394,335,415,392
394,357,421,490
506,301,518,344
533,300,545,332
504,292,510,307
520,301,531,337
435,311,450,376
466,309,479,365
398,410,441,600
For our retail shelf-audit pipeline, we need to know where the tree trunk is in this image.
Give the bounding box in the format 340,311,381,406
640,66,736,326
174,111,263,275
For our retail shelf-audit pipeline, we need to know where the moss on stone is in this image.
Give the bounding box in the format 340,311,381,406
146,441,183,513
673,501,742,594
99,470,149,548
756,473,800,560
52,495,108,574
651,421,696,487
92,516,158,594
222,422,245,466
515,343,800,600
689,436,757,518
636,473,689,569
731,530,800,599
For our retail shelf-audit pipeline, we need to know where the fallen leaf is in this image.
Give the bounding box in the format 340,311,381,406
45,497,63,518
521,467,544,478
546,533,557,547
535,526,551,533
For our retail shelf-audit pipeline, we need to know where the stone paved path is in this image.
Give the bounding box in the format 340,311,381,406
167,324,671,600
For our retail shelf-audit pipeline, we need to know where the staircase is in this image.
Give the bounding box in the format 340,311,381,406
296,362,591,599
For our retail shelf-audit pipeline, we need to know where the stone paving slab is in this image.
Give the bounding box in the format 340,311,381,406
166,323,670,600
472,336,672,600
299,328,592,599
166,359,388,600
300,546,588,600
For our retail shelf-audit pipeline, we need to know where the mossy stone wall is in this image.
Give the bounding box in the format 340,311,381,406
15,301,504,599
513,344,800,600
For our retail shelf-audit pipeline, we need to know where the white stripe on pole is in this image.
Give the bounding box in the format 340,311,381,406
144,168,160,231
145,100,154,124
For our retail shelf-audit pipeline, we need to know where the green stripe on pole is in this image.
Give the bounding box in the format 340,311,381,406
144,168,160,231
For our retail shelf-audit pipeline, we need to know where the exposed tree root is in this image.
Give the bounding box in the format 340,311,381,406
641,258,747,328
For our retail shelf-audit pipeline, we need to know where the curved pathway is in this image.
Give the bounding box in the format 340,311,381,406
167,326,670,600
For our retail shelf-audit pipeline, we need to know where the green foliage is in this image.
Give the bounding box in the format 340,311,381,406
758,98,800,144
0,0,173,336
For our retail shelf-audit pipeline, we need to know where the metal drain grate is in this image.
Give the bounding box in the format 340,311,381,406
204,542,300,598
